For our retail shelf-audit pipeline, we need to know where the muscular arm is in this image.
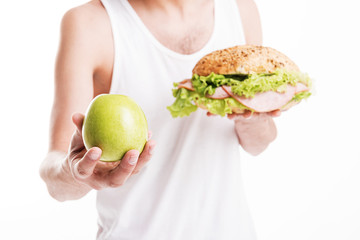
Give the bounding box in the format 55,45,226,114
50,6,102,152
232,0,277,155
41,1,155,202
40,2,113,201
40,3,106,201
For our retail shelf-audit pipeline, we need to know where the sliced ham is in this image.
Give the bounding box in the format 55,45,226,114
176,79,309,112
295,82,309,93
179,79,191,84
222,85,297,112
281,83,310,111
206,87,231,99
177,79,194,91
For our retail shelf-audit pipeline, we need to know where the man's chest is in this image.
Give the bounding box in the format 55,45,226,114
154,23,214,55
132,1,215,55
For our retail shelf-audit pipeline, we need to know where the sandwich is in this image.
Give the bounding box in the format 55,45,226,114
167,45,312,117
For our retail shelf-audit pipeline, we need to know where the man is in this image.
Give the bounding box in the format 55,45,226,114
40,0,278,239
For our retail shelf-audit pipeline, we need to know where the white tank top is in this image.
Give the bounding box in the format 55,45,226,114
98,0,256,239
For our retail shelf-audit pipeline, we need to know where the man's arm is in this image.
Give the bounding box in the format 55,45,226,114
40,5,100,201
39,2,155,202
236,0,263,45
229,111,279,156
230,0,277,155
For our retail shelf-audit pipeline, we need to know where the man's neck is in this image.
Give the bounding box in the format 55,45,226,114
128,0,214,54
131,0,207,15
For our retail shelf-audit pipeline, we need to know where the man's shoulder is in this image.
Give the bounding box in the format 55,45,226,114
58,0,114,85
61,0,108,37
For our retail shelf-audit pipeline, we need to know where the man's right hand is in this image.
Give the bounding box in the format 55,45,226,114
67,113,156,190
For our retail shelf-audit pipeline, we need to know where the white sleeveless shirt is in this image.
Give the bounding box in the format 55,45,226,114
98,0,256,239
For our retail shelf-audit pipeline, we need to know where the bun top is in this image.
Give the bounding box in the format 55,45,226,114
192,45,300,76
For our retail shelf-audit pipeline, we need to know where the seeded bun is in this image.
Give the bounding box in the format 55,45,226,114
192,45,300,76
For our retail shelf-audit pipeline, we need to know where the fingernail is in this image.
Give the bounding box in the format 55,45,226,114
89,151,100,161
244,113,253,119
128,155,138,165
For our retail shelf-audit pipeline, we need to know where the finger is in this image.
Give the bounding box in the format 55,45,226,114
108,150,140,187
148,130,153,140
132,139,156,175
228,110,254,120
69,113,86,153
242,110,256,119
268,109,281,117
72,113,85,133
73,147,102,180
227,113,236,120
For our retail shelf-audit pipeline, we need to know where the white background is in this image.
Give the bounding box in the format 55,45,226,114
0,0,359,239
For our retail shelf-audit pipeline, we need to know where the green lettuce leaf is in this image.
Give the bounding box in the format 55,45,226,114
196,96,249,117
167,88,250,117
192,69,312,98
292,91,312,102
231,69,312,97
167,88,198,118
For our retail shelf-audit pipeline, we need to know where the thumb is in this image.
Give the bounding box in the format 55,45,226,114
74,147,102,179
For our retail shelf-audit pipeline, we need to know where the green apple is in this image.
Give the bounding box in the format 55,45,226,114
82,94,148,162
